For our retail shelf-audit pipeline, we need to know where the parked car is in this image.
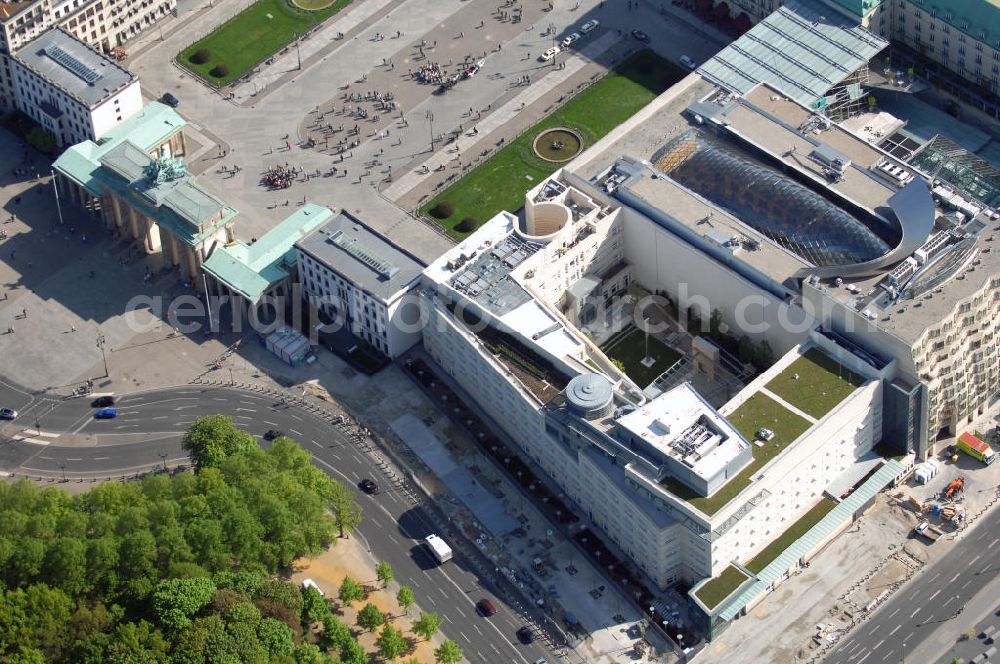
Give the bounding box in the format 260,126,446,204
631,29,650,42
580,19,600,33
679,54,698,69
94,408,118,419
91,396,115,407
263,429,283,441
757,427,775,441
540,46,561,61
517,626,536,644
360,478,379,494
476,599,497,617
0,408,17,420
561,32,581,47
161,92,180,107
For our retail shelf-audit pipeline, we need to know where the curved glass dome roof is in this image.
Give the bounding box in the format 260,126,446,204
653,133,891,267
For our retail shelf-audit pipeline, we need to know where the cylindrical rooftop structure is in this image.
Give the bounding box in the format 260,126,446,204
565,373,614,420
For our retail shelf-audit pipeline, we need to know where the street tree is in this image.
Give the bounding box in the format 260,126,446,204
327,482,363,539
412,612,441,642
376,561,393,588
395,586,415,615
152,577,216,631
434,639,463,664
357,602,384,632
376,624,407,660
338,576,365,606
339,636,367,664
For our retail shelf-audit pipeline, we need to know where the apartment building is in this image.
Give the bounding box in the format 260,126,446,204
10,28,140,145
0,0,174,107
295,211,426,359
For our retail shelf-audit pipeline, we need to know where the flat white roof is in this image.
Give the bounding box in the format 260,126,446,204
618,383,749,479
501,300,583,361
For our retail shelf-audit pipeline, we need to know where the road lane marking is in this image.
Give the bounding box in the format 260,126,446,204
288,413,303,422
235,407,257,413
856,651,870,664
869,625,880,635
311,440,322,448
263,420,277,426
990,537,999,549
174,405,199,410
950,573,961,582
66,458,81,461
151,416,167,420
944,595,956,606
872,640,884,651
930,572,941,582
910,608,920,618
94,456,109,460
889,625,901,636
474,624,483,635
962,579,975,589
971,554,982,565
426,595,437,606
888,608,899,618
459,631,469,643
455,606,467,618
290,429,302,435
928,589,941,601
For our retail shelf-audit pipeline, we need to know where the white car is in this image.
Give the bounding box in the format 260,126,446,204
757,427,775,441
0,408,16,420
562,32,581,47
580,19,599,33
540,46,561,61
680,54,698,70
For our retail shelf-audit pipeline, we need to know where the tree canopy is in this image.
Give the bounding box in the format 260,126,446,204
0,416,364,662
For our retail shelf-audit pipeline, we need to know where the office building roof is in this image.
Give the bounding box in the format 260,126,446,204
14,28,136,108
295,211,426,302
204,204,333,302
697,0,887,106
0,2,30,20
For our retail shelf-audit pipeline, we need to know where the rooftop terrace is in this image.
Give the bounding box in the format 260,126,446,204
764,347,865,419
662,392,812,515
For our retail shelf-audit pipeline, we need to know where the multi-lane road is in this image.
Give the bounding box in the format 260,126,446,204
0,378,550,664
825,504,1000,664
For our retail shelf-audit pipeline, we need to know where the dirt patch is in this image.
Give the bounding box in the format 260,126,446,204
291,538,443,661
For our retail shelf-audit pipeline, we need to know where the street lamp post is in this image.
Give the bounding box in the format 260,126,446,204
158,452,167,471
96,329,108,379
51,169,64,226
426,110,434,152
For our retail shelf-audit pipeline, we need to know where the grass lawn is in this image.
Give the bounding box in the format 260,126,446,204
601,326,682,388
694,564,750,610
662,393,812,516
765,348,865,420
178,0,352,86
422,50,683,236
745,498,837,574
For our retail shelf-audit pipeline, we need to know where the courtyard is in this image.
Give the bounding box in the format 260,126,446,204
422,49,682,236
600,325,683,389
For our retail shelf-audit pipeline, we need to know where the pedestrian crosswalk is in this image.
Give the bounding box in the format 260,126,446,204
11,429,59,446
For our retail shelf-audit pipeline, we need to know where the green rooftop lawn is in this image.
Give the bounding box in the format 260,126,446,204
422,50,683,237
178,0,352,86
745,497,837,574
765,348,865,420
662,393,812,516
694,564,750,610
601,326,682,388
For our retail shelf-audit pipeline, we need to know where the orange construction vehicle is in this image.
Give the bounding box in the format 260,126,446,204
943,476,965,499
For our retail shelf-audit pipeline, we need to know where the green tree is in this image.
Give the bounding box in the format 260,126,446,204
181,415,257,469
340,636,367,664
434,639,463,664
376,624,407,660
105,620,170,663
321,614,352,650
412,612,441,641
396,586,415,615
328,481,363,539
152,577,216,631
25,126,56,155
338,576,365,605
357,602,384,632
611,358,626,373
257,617,295,658
376,561,393,588
302,585,331,624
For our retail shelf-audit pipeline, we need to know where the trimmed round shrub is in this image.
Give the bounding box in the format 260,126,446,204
455,217,478,233
190,48,212,64
210,63,230,78
429,201,454,219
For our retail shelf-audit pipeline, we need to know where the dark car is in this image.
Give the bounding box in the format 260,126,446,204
161,92,179,107
516,626,535,644
91,396,115,408
631,29,650,42
94,408,118,419
263,429,283,441
476,599,497,617
0,408,17,420
360,478,379,495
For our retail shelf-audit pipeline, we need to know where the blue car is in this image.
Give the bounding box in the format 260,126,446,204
94,408,118,419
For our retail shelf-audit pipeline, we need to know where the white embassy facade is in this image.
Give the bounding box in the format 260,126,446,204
10,27,140,146
295,210,425,359
418,174,890,592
